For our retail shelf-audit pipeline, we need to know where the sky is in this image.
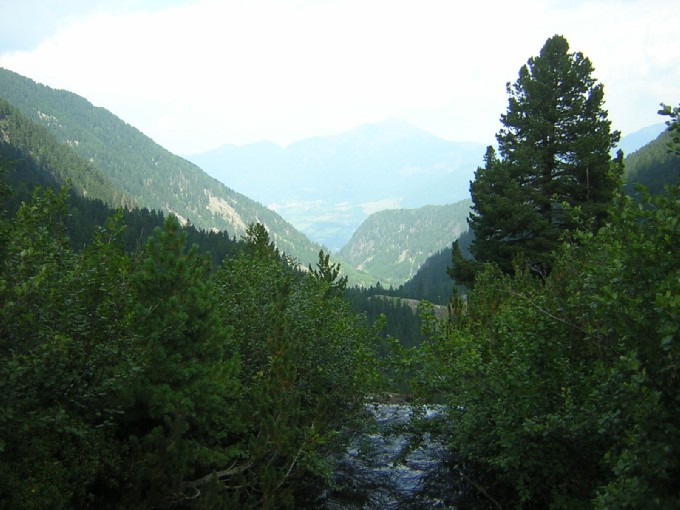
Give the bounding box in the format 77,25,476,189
1,0,679,156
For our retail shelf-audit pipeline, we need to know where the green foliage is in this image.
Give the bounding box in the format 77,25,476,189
121,215,243,508
242,221,281,259
0,179,379,508
448,236,482,289
212,224,380,508
309,249,348,294
465,35,621,279
0,188,134,508
575,189,680,508
414,185,680,508
659,102,680,156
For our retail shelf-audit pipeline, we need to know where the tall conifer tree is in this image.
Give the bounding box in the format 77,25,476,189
466,35,622,276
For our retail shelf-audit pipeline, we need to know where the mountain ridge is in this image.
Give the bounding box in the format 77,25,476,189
2,66,668,289
187,119,486,251
0,66,335,273
337,199,472,287
189,120,662,254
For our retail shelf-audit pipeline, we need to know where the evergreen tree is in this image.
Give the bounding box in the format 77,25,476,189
465,35,622,277
242,222,280,259
122,215,242,507
309,249,348,295
0,187,133,509
659,102,680,157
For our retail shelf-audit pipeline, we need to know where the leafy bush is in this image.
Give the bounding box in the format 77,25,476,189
415,187,680,508
0,184,380,509
212,226,380,508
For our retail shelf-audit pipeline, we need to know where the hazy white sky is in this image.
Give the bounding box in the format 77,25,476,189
1,0,678,155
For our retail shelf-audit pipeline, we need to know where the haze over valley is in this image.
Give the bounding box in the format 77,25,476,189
1,0,676,286
0,64,668,289
187,120,485,251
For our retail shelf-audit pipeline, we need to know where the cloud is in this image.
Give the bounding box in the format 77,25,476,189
360,198,403,215
399,166,430,176
1,0,679,154
0,0,194,52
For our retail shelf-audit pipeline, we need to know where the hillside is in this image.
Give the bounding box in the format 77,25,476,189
188,120,485,251
616,123,666,157
0,67,328,268
0,97,129,208
338,200,471,287
624,128,680,195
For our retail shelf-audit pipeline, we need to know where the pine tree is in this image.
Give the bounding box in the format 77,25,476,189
309,249,348,295
659,102,680,156
212,223,379,508
122,214,241,507
466,35,622,277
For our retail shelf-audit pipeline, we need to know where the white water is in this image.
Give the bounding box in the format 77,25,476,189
320,403,460,509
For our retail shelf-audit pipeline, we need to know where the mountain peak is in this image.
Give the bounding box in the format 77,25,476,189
187,119,487,251
343,118,434,144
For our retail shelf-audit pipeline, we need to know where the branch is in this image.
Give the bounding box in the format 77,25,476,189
499,288,597,339
273,442,305,494
185,460,253,489
458,467,503,510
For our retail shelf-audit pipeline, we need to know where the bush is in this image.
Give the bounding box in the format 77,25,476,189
416,188,680,508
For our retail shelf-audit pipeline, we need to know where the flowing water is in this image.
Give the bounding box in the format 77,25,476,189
316,402,462,509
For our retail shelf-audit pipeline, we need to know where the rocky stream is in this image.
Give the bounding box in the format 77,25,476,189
316,402,463,509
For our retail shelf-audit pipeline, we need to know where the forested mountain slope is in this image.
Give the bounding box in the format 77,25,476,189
0,67,326,267
338,200,471,287
0,106,239,267
0,98,130,208
624,129,680,195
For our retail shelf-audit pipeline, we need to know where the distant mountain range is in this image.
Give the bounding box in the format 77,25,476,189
1,66,670,289
617,123,666,157
188,120,665,253
187,120,486,251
